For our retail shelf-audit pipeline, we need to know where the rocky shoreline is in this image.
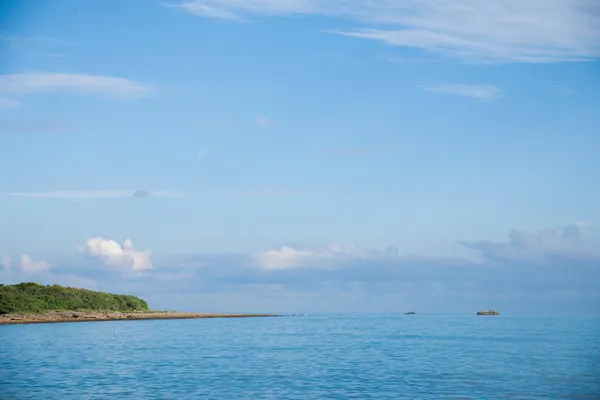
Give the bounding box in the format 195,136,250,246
0,310,280,325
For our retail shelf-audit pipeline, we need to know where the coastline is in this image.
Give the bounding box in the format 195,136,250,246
0,311,280,325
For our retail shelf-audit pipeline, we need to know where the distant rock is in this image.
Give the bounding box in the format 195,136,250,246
477,310,500,316
404,311,417,315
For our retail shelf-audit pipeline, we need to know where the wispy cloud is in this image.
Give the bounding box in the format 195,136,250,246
194,118,235,130
168,0,313,20
418,84,501,100
0,35,71,58
550,84,576,95
6,189,312,200
0,120,78,134
229,189,306,197
381,54,448,65
0,35,72,64
132,190,150,198
166,1,244,20
324,145,394,157
6,190,181,199
198,148,209,158
194,117,275,130
255,115,275,129
0,72,154,108
0,34,70,46
171,0,600,63
0,96,22,110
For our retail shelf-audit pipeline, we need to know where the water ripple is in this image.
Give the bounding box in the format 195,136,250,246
1,315,598,399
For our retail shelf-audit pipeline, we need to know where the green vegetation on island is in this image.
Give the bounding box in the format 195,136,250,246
0,282,149,315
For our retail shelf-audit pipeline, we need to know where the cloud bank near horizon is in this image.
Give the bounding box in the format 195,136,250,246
1,224,598,314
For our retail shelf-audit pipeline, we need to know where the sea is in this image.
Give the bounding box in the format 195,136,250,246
0,314,599,400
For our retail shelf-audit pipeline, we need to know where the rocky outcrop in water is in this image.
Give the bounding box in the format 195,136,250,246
477,310,500,316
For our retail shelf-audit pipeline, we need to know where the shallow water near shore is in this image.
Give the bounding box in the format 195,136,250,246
1,314,599,399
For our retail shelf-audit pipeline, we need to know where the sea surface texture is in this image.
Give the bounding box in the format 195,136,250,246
1,315,599,400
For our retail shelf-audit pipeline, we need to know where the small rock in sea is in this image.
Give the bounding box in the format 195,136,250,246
404,311,417,315
477,310,500,316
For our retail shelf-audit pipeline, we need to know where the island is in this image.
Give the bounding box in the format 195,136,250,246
477,310,500,316
0,282,278,325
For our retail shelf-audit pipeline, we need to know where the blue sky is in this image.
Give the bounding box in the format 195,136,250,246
1,0,599,315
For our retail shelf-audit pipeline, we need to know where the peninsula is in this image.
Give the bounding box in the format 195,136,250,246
0,282,278,325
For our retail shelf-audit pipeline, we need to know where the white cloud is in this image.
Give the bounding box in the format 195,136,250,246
255,244,366,269
82,237,152,271
6,190,180,199
255,115,275,129
0,72,153,107
19,255,52,274
0,96,22,109
172,0,600,63
0,255,52,273
254,243,402,269
256,246,322,269
418,84,501,100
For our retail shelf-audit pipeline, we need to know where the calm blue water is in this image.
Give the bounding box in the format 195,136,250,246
1,315,599,399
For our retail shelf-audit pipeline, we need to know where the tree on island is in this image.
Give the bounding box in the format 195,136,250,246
0,282,149,314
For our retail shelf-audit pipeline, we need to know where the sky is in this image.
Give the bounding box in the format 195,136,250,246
0,0,599,315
